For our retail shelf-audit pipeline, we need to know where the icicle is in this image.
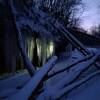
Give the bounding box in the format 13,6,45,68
27,38,35,61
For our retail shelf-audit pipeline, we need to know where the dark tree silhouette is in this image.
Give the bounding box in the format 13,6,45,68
91,25,100,37
33,0,83,28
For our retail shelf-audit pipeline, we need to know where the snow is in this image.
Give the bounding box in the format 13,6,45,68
54,70,100,99
0,70,31,99
6,56,57,100
37,50,99,99
0,49,100,100
1,0,100,99
0,70,30,92
67,73,100,100
47,49,91,81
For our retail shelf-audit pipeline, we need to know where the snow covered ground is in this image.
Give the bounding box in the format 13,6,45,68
45,49,83,86
67,74,100,100
44,48,100,100
0,48,100,100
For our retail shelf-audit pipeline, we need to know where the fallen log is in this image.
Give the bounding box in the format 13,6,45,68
47,54,93,79
6,56,57,100
37,55,99,100
59,25,100,69
53,55,98,90
55,70,100,99
49,21,100,69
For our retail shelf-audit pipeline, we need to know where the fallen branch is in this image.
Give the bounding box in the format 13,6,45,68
55,70,100,99
59,25,100,69
6,56,57,100
37,55,99,100
53,55,98,91
47,54,93,79
51,21,100,69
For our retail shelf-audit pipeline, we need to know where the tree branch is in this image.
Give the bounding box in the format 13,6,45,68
6,56,57,100
47,54,93,79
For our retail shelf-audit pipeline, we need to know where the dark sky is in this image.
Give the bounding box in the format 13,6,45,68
80,0,100,32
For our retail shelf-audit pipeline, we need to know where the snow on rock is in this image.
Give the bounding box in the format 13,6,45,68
0,70,31,99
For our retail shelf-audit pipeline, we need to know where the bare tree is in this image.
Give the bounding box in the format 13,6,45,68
34,0,83,28
91,25,100,37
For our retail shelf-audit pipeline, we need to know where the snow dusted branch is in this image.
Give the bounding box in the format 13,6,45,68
52,22,100,69
53,55,99,90
47,54,93,79
37,55,99,100
55,70,100,99
60,25,100,69
60,26,90,55
6,56,57,100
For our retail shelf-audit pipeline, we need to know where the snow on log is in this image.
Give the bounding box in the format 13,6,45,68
56,24,100,69
6,56,57,100
54,70,100,99
53,22,90,56
37,55,99,100
47,54,93,78
52,54,98,90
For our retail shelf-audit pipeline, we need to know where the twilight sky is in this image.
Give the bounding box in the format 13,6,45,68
80,0,100,32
